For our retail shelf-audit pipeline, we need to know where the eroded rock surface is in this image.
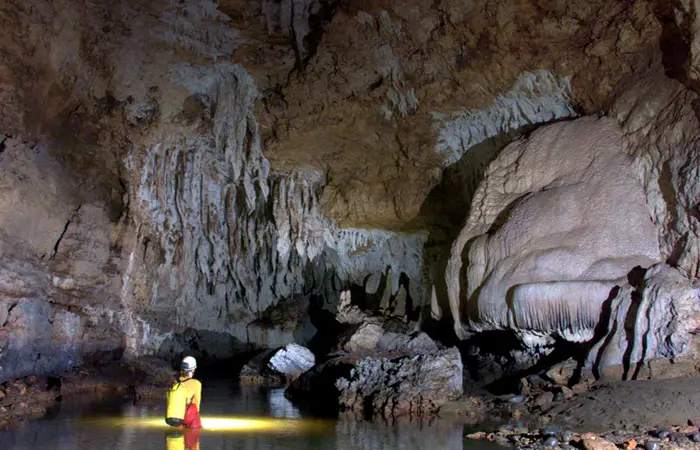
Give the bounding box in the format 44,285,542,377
268,344,315,379
445,117,660,342
286,347,463,419
335,347,463,419
0,0,699,391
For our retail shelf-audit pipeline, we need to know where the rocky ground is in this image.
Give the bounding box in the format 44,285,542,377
452,365,700,449
0,357,174,429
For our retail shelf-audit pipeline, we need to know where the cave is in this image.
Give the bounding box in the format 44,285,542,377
1,0,700,448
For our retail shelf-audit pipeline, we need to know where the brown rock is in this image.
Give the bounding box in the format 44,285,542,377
561,386,575,399
623,439,637,450
465,432,488,440
545,359,578,385
534,392,554,407
572,382,590,394
581,432,618,450
519,378,531,396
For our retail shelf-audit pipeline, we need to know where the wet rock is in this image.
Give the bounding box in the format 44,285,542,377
267,344,315,379
644,440,661,450
334,347,463,418
581,432,618,450
439,395,488,419
239,350,286,387
688,432,700,443
669,432,690,444
543,436,559,447
651,429,670,439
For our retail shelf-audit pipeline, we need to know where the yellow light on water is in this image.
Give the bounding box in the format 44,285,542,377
85,416,332,434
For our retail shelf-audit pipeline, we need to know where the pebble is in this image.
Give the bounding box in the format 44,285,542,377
689,432,700,443
644,440,661,450
669,432,689,443
652,429,670,439
543,437,559,447
561,430,574,443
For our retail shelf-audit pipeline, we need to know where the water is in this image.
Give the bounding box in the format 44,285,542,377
0,379,505,449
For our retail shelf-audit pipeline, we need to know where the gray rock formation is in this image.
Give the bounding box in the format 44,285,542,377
340,323,385,354
376,331,438,355
1,0,700,386
335,347,463,419
286,347,463,419
268,344,315,379
586,264,700,377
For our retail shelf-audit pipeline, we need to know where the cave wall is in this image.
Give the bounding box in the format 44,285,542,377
0,0,699,381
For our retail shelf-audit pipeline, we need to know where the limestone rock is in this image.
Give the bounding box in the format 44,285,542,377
267,344,315,379
581,432,618,450
286,347,463,418
586,264,700,377
446,117,660,343
612,75,700,280
335,347,464,418
341,323,385,354
376,331,438,355
239,349,285,387
335,290,370,325
545,359,578,386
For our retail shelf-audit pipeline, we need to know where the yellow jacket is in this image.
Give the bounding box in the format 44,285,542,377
166,376,202,420
180,377,202,409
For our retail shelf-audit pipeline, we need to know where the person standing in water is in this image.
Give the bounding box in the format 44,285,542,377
165,356,202,429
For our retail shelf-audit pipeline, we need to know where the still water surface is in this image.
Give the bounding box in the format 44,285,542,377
0,378,505,449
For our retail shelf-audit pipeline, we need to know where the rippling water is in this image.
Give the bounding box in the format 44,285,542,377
0,379,505,449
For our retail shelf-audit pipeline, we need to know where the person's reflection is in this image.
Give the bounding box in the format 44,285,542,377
165,428,201,450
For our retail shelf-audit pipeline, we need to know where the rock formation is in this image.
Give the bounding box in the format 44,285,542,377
445,116,661,343
0,0,699,392
286,347,463,419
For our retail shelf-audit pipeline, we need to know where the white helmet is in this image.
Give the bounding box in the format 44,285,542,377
181,356,197,372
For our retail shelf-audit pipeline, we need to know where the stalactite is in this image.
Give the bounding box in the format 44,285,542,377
433,70,577,167
132,63,431,344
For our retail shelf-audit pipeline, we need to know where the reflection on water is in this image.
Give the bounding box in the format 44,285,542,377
0,379,505,449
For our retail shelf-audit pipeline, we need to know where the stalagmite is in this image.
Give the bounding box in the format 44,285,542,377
445,117,660,343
